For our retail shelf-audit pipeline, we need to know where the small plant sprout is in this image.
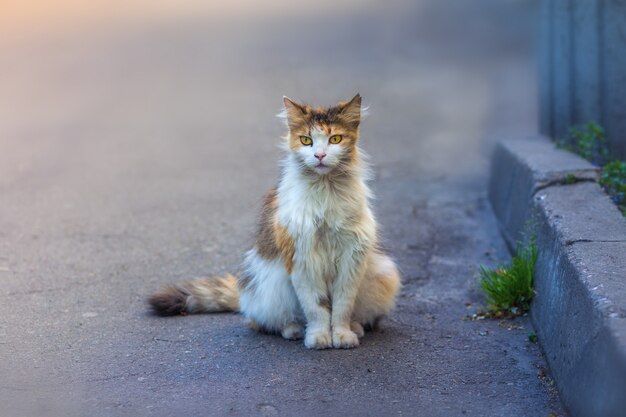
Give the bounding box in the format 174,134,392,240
566,121,609,166
599,160,626,216
479,240,538,316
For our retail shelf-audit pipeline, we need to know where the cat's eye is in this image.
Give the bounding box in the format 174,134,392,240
329,135,343,144
300,136,312,146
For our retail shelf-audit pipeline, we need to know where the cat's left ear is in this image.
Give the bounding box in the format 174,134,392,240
338,93,365,128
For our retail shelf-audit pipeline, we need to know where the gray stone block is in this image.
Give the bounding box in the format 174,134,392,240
532,184,626,417
489,136,599,249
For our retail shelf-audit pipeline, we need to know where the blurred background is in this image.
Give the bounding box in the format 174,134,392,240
0,1,540,416
0,0,537,189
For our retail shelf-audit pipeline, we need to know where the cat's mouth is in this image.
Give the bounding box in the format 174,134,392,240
314,162,332,172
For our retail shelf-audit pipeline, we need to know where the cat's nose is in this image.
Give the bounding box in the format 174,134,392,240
314,152,326,160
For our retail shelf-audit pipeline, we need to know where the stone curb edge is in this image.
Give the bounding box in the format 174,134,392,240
488,135,626,417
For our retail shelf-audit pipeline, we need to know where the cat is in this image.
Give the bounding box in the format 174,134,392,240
148,94,401,349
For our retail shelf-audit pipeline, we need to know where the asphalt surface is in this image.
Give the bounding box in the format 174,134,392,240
0,1,567,416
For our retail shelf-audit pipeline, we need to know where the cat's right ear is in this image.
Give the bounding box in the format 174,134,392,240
282,96,306,116
278,96,306,130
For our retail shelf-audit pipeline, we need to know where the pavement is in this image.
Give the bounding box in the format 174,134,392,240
0,1,567,416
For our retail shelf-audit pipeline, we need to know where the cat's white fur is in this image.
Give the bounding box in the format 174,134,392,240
239,249,304,338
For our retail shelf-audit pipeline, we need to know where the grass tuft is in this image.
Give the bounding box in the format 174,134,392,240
479,241,537,315
559,121,609,166
599,160,626,216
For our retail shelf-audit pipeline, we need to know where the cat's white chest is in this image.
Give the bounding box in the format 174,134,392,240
282,198,350,280
279,186,348,237
276,157,376,275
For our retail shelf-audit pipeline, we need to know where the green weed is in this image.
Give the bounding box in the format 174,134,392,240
479,241,537,315
599,160,626,216
562,121,609,166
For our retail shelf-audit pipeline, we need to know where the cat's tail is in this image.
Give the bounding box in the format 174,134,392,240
148,274,240,316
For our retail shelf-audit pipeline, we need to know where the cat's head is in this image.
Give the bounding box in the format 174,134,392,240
279,94,364,176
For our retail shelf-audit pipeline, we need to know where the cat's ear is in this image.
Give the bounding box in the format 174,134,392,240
338,93,363,128
279,96,307,130
282,96,305,113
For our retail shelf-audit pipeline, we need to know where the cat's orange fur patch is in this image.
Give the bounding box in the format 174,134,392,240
255,189,295,274
275,223,295,274
378,270,400,300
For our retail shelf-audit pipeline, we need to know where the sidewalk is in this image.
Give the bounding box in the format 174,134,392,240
0,1,566,415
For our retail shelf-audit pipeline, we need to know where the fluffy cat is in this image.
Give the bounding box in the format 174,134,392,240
149,94,401,349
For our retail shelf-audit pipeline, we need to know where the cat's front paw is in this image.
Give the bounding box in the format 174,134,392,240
332,327,360,349
304,329,332,350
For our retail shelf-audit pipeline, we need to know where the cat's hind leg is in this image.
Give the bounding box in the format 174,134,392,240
352,252,401,330
350,321,365,338
239,249,304,339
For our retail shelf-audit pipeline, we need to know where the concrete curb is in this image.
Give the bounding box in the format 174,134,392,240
489,136,626,417
489,136,600,250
